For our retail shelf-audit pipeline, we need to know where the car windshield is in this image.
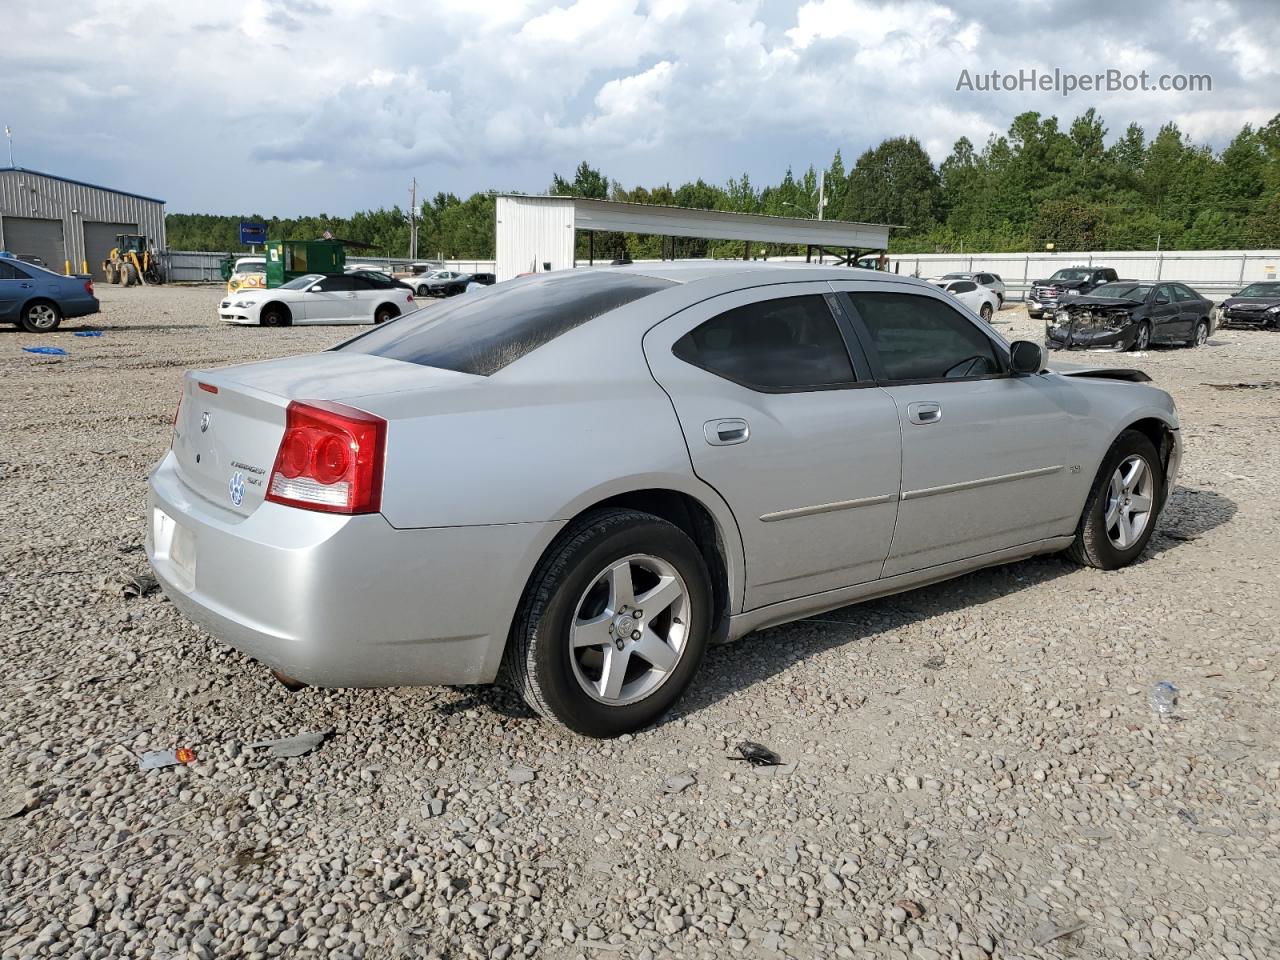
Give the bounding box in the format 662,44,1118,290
280,274,324,290
1091,282,1151,300
335,270,675,376
1237,282,1280,297
235,261,265,273
1049,269,1092,282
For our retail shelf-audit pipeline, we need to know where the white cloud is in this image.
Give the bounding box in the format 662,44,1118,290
1,0,1276,213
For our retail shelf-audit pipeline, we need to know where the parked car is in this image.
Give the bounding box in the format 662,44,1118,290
345,262,392,276
1217,281,1280,328
932,271,1006,305
1028,267,1120,318
227,257,267,294
350,269,415,294
414,270,471,297
1047,281,1214,350
0,253,98,332
934,278,1000,321
151,264,1180,737
218,272,415,326
469,273,496,286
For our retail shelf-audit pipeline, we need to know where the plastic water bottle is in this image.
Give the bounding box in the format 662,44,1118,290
1150,681,1179,716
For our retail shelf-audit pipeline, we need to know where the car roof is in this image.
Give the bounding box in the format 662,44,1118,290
591,260,935,290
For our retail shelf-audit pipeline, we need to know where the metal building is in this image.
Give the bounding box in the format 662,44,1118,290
495,195,892,282
0,167,166,279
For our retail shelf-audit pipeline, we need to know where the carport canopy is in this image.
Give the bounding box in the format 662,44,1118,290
493,195,894,281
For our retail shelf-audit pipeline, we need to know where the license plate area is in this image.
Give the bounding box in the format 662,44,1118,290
152,508,196,592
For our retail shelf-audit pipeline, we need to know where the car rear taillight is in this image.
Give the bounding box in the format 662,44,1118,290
266,400,386,514
84,280,94,295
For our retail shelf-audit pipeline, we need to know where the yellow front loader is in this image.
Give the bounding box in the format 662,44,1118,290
103,234,164,286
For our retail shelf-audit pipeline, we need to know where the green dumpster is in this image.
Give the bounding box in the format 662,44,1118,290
264,240,346,287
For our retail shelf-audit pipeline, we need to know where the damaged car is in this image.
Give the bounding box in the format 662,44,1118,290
1047,281,1214,351
1218,281,1280,329
1028,267,1119,318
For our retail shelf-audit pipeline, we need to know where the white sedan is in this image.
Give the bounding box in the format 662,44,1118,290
936,278,1000,322
219,273,417,327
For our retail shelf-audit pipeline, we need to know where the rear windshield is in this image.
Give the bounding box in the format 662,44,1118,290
1049,269,1092,282
335,270,675,376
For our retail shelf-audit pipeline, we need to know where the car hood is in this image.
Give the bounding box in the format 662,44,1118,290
1033,278,1088,287
1223,297,1280,308
1057,296,1142,309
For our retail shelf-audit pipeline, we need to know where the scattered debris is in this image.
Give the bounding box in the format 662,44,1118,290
1151,680,1179,716
922,655,945,670
248,730,331,758
1163,530,1198,542
1035,921,1087,946
731,741,782,767
138,747,197,770
662,773,696,794
506,765,537,784
423,797,446,818
73,330,103,337
114,572,159,598
2,788,40,819
22,346,68,356
893,899,925,920
1206,380,1280,391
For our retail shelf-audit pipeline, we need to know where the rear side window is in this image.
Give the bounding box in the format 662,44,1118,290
672,295,856,391
317,275,357,292
846,292,1002,382
337,270,675,376
949,281,977,293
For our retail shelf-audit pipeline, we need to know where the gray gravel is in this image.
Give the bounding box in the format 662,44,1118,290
1,285,1278,959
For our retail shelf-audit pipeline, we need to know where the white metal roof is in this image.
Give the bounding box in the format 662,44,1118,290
496,194,891,249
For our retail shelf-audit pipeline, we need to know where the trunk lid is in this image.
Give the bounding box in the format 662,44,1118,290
172,352,476,516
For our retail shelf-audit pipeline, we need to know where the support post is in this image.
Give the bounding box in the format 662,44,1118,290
743,240,750,261
589,231,594,266
805,244,812,263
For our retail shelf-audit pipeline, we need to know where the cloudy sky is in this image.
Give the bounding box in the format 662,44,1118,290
4,0,1276,214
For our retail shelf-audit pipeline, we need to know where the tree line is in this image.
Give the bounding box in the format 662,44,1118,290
166,109,1280,258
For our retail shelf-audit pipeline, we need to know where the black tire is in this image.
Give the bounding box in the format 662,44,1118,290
1190,319,1209,348
121,263,137,287
979,302,993,322
1132,322,1151,351
374,304,397,324
19,300,62,333
260,305,289,327
503,508,713,738
1066,429,1164,570
416,285,429,297
107,265,119,285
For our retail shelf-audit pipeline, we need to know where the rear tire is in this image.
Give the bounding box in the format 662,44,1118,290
503,508,713,738
1066,429,1163,570
20,301,62,333
1190,319,1208,347
979,302,993,322
374,305,397,324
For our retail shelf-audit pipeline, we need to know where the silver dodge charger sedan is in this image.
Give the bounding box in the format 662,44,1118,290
148,263,1180,737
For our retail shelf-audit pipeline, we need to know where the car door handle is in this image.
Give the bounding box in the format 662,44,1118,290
907,401,942,425
704,418,749,446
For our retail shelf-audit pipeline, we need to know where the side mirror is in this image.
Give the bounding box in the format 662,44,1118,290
1010,340,1043,375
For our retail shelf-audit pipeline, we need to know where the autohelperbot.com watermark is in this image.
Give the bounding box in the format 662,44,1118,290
956,67,1212,97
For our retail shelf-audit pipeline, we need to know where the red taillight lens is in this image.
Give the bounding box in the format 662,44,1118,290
265,400,386,514
85,280,94,295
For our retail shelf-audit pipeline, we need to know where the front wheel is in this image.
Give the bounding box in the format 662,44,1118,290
416,286,429,297
1066,429,1163,570
1133,322,1152,351
504,508,713,737
260,306,288,327
20,301,62,333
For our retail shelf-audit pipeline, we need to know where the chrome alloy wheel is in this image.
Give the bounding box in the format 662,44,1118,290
1105,454,1155,549
569,553,690,706
27,304,59,330
1195,322,1209,346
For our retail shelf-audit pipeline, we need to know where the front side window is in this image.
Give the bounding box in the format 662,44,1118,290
846,292,1002,382
672,295,856,391
316,275,357,292
337,270,675,376
0,261,30,280
1152,285,1173,304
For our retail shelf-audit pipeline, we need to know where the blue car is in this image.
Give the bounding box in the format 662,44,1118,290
0,252,100,333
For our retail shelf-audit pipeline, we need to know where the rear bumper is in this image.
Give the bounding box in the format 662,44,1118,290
61,297,100,319
146,451,560,687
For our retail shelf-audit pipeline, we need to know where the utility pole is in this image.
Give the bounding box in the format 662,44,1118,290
817,170,825,221
409,179,419,263
4,126,13,167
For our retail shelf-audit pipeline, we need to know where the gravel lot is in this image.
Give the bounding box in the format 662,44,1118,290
2,284,1278,960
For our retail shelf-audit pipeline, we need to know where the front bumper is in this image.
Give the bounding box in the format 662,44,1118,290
1220,309,1274,328
1045,320,1135,350
146,451,559,687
